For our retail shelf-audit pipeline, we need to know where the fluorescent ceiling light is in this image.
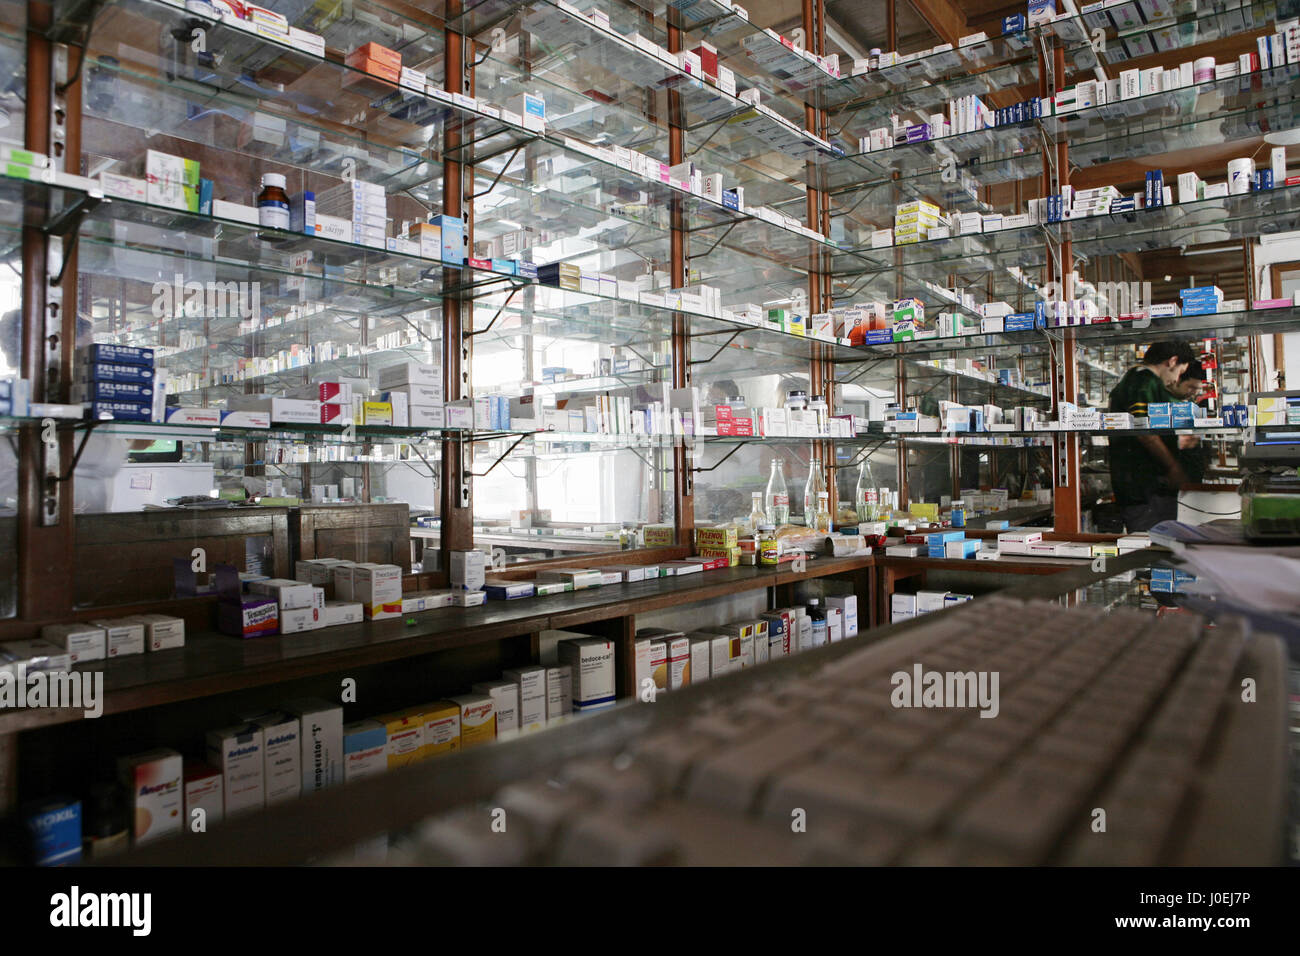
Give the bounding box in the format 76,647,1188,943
1265,128,1300,146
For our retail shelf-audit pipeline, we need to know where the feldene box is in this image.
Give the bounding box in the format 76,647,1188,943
183,764,223,831
343,720,388,782
283,699,343,792
118,748,183,845
504,666,547,730
375,709,425,768
419,701,461,757
205,724,264,816
557,637,616,713
449,694,496,749
687,635,712,682
472,680,520,733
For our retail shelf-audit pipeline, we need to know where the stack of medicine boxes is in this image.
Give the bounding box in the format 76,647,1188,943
929,529,979,559
894,200,941,245
378,361,444,428
74,344,158,421
1180,285,1223,316
316,180,387,250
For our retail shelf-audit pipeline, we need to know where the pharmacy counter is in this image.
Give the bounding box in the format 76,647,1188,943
0,556,876,735
107,549,1173,867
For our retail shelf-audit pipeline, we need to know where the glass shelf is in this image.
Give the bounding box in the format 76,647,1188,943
830,307,1300,361
466,424,1247,460
1070,0,1290,77
62,417,534,444
1068,182,1300,256
839,363,1053,407
64,0,846,282
816,57,1300,194
831,183,1300,288
60,0,455,148
80,51,439,194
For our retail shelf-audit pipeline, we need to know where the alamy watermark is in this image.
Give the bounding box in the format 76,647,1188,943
152,274,261,320
1039,280,1154,328
0,665,103,718
890,662,1000,718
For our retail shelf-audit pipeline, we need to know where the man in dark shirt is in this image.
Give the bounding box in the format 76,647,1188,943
1171,359,1213,482
1107,341,1195,531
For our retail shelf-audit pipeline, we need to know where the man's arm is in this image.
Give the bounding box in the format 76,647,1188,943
1137,434,1189,488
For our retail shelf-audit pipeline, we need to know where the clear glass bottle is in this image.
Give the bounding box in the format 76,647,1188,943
802,463,824,526
746,492,766,534
855,460,878,521
815,491,832,533
765,458,790,525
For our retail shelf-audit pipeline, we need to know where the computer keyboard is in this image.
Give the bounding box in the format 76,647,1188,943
395,596,1290,866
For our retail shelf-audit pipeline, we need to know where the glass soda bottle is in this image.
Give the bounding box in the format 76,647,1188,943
765,458,790,525
803,463,825,526
855,460,878,521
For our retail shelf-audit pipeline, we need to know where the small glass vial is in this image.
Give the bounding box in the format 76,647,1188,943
951,499,966,528
747,491,766,534
785,389,808,412
758,524,779,566
258,172,290,230
814,491,832,534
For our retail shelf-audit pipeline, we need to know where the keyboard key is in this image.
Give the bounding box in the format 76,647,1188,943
553,811,679,866
685,719,844,813
415,809,531,865
627,732,719,791
560,759,657,809
494,781,595,850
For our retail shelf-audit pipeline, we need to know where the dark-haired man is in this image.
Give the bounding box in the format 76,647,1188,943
1107,341,1195,531
1171,359,1212,482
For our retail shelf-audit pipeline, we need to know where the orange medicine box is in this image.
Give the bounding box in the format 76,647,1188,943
419,701,461,758
347,41,403,73
374,709,425,768
448,694,495,749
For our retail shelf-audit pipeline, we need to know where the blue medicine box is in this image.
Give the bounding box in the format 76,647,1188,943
927,530,966,547
80,344,154,366
25,799,81,866
438,214,465,265
90,400,152,421
83,362,154,384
